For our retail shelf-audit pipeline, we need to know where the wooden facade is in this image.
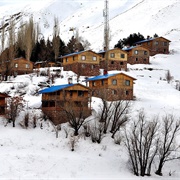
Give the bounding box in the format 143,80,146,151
61,50,100,76
0,57,33,77
39,83,91,125
124,46,150,64
98,48,128,71
87,73,136,101
0,93,10,116
134,37,171,56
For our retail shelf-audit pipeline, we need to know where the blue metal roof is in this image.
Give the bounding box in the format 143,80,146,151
134,38,154,45
86,73,118,81
39,83,75,94
60,50,94,58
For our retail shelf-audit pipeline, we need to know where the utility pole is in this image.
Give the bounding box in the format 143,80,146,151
103,0,109,75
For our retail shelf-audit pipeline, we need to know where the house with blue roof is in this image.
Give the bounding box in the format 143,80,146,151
86,72,136,101
134,36,171,56
39,83,91,125
123,45,150,64
60,50,100,76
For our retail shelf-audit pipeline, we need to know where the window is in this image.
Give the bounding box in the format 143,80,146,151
134,50,138,55
136,58,138,61
121,54,125,58
25,64,30,68
14,63,18,68
112,79,117,85
112,89,117,95
81,55,86,60
144,51,148,55
92,56,97,61
111,61,114,65
42,101,48,107
125,90,129,96
91,65,95,69
73,56,75,61
120,62,124,65
78,91,84,97
125,80,130,86
66,58,68,62
144,58,146,62
49,101,55,107
92,81,96,87
163,42,167,46
155,41,159,45
110,53,115,58
70,91,73,97
101,79,104,86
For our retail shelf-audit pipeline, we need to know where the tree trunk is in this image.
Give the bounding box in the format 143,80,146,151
74,128,79,136
155,160,164,176
12,120,15,127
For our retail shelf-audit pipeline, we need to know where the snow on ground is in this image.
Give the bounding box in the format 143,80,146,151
0,49,180,179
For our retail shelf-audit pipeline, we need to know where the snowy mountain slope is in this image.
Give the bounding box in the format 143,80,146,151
1,0,180,51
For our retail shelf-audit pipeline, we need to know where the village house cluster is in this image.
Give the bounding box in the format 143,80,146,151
0,36,171,125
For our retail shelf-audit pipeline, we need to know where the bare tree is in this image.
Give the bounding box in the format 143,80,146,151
96,97,113,134
0,19,6,53
60,100,90,136
155,115,180,176
3,18,16,81
165,70,173,84
52,16,60,61
90,122,104,144
24,17,36,61
75,28,91,50
124,110,159,176
6,96,24,127
110,100,131,138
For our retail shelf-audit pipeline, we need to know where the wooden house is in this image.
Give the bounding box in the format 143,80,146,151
123,46,150,64
34,61,57,69
0,93,10,115
98,48,128,71
0,57,33,78
39,83,91,125
134,36,171,56
61,50,100,76
86,72,136,101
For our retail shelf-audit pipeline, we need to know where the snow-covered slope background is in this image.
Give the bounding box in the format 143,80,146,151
0,0,180,179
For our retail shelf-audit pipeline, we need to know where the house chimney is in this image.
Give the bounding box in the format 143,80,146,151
147,35,150,39
103,69,108,75
104,46,107,51
75,49,79,52
68,77,73,84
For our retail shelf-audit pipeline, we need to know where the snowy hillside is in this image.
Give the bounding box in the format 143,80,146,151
0,0,180,179
1,0,180,51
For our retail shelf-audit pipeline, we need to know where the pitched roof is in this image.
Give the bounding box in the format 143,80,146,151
123,45,149,51
86,72,136,81
60,50,98,58
86,73,117,81
39,84,74,94
97,48,126,54
39,83,88,94
134,36,171,45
